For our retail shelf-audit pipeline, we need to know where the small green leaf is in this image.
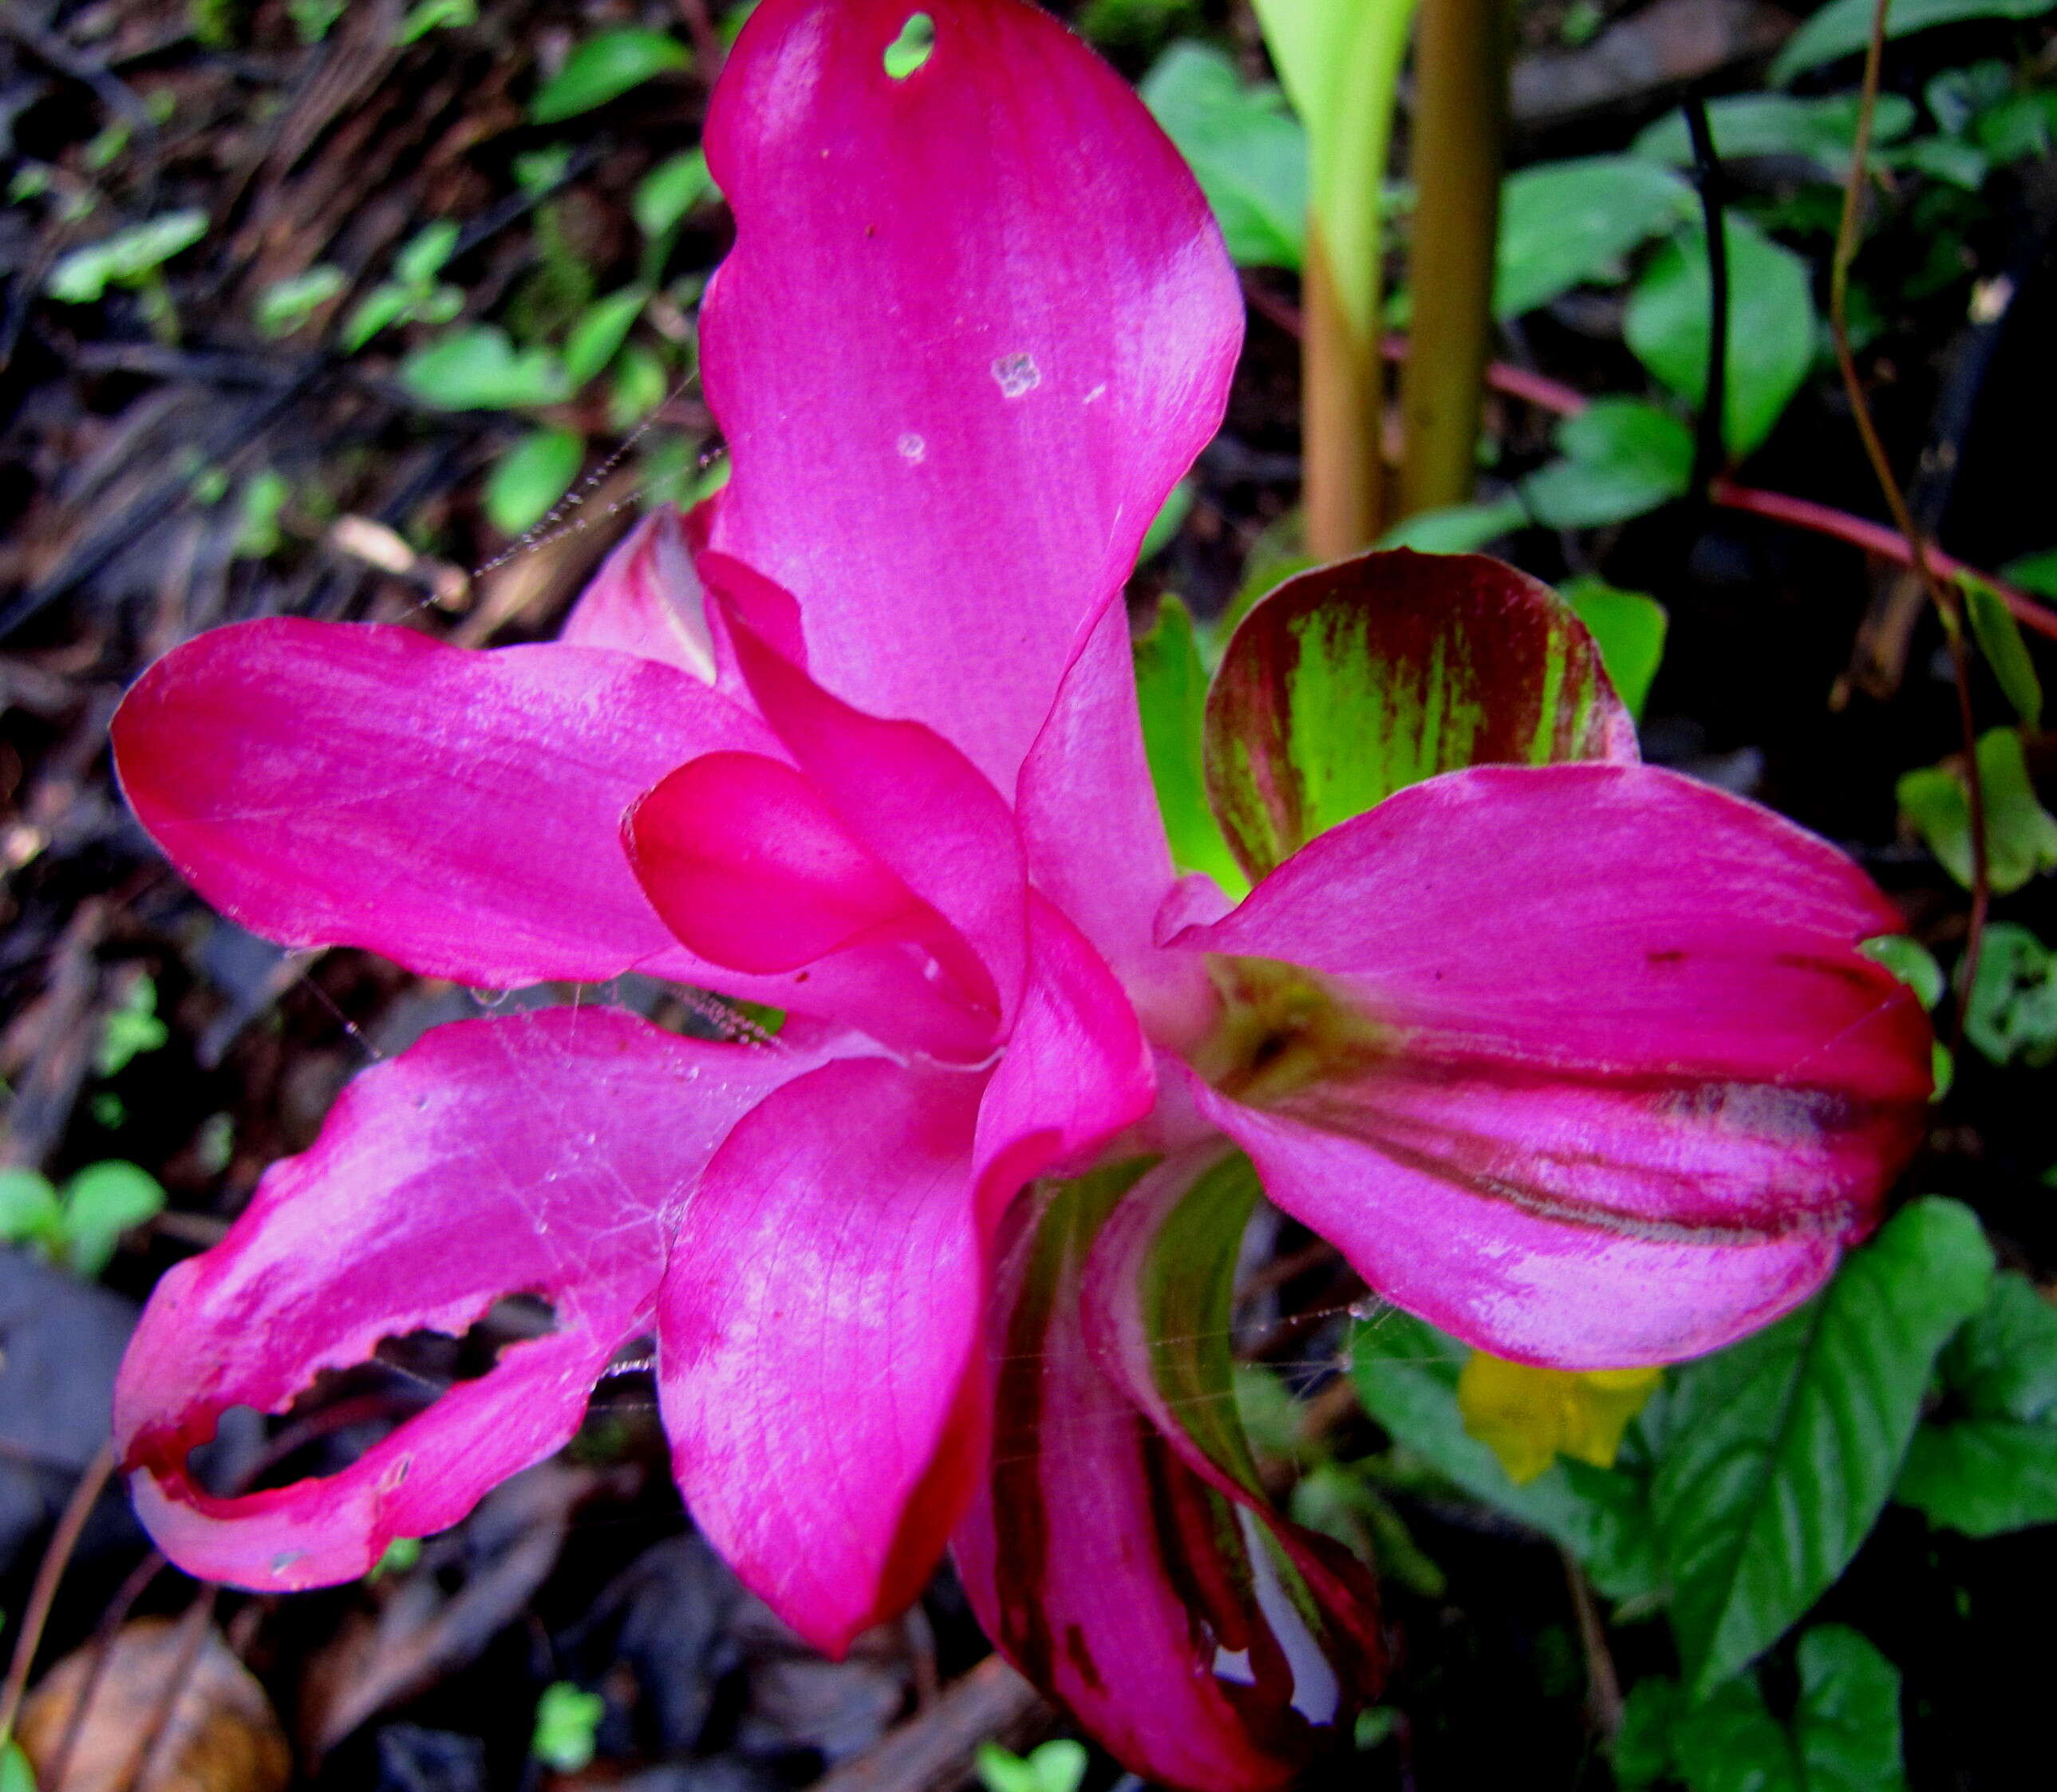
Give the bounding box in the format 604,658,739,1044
395,220,460,289
369,1535,423,1579
1774,0,2056,85
401,326,569,411
1962,573,2043,729
532,29,690,124
1138,480,1194,563
1205,550,1634,882
0,1166,66,1257
340,284,412,353
1857,934,1945,1012
1634,93,1917,179
2,1740,35,1792
976,1741,1088,1792
2003,546,2057,597
47,210,209,302
882,11,936,78
634,149,716,239
59,1160,166,1279
1897,1271,2057,1535
1654,1198,1993,1694
1522,399,1694,530
96,976,168,1076
235,469,290,560
1614,1678,1684,1788
1494,156,1694,318
1897,725,2057,894
563,286,647,387
609,345,670,431
485,428,583,536
255,264,346,337
1561,576,1667,720
1626,215,1816,460
531,1681,605,1773
1134,596,1248,898
1961,921,2057,1067
1375,494,1526,553
396,0,476,46
1140,42,1308,269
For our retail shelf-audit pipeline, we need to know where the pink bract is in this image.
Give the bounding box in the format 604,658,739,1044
105,4,1931,1788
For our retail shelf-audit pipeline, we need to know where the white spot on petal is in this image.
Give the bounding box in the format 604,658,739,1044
992,353,1041,399
898,432,926,464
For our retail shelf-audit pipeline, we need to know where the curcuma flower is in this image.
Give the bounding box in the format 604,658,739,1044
107,3,1932,1787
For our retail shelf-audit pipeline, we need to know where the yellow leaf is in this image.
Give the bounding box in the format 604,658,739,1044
1457,1352,1662,1484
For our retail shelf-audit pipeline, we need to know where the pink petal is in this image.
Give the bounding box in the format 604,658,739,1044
657,1056,989,1656
1017,602,1219,1053
1175,764,1932,1367
560,508,717,679
970,894,1156,1214
955,1160,1380,1792
701,0,1242,787
116,1008,821,1588
112,618,776,987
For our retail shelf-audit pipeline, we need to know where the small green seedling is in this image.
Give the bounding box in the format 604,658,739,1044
531,1681,606,1774
0,1160,166,1279
975,1739,1088,1792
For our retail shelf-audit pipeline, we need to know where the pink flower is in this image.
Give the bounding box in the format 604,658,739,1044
107,4,1931,1786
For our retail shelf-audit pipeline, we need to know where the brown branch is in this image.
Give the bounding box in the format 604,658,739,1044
0,1443,117,1750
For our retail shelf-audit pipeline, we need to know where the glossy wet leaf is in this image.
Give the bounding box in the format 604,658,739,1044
1626,215,1815,460
1141,42,1306,269
1205,550,1636,881
1773,0,2057,85
1350,1310,1660,1601
1494,156,1692,318
1897,726,2057,894
1562,576,1667,720
1457,1353,1661,1485
1617,1628,1909,1792
1133,597,1247,897
1962,921,2057,1067
1897,1272,2057,1536
1522,399,1694,530
531,28,690,124
485,428,583,536
1962,573,2043,729
1654,1198,1992,1694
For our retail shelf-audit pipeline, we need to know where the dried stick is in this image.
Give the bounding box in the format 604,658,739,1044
0,1443,117,1748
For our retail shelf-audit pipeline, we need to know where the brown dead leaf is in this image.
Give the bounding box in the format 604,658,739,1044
17,1617,291,1792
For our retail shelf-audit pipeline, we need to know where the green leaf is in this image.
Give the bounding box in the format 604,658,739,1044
531,29,690,124
1140,42,1308,269
1626,215,1816,460
1962,573,2043,729
1138,479,1194,562
1350,1310,1660,1601
1375,494,1526,553
1494,156,1694,318
1522,398,1694,530
1774,0,2057,85
563,286,647,387
340,284,412,353
1653,1198,1993,1694
255,264,346,337
59,1160,166,1279
1562,576,1668,720
1897,1271,2057,1535
397,0,476,44
1897,725,2057,894
485,428,583,536
47,210,208,302
401,326,569,411
609,345,669,431
395,220,460,289
1634,93,1917,179
1615,1678,1685,1788
976,1741,1088,1792
2004,545,2057,597
530,1681,605,1773
1857,934,1945,1012
882,11,937,77
0,1166,66,1256
1205,549,1633,881
1289,1460,1447,1597
1962,921,2057,1066
634,148,716,239
96,975,168,1076
1133,596,1248,898
1,1740,34,1792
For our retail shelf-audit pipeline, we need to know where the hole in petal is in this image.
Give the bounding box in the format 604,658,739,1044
180,1295,559,1498
883,12,935,78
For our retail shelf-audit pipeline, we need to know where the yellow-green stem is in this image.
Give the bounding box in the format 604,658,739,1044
1398,0,1510,519
1302,222,1386,559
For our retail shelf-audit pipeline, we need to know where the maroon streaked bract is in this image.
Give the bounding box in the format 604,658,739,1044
104,3,1930,1786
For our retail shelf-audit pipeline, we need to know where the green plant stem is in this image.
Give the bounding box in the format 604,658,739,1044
1397,0,1510,520
1302,223,1386,558
1829,0,1990,1033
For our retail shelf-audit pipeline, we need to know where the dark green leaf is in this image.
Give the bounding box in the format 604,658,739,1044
1350,1311,1661,1601
1133,597,1247,897
1204,550,1635,881
401,326,569,411
531,29,690,124
1962,921,2057,1066
1897,726,2057,894
485,427,583,535
1626,216,1816,460
1962,573,2043,729
1522,399,1694,530
1774,0,2057,85
2003,545,2057,597
1653,1198,1992,1693
1140,42,1307,269
1562,577,1667,720
1494,156,1693,318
